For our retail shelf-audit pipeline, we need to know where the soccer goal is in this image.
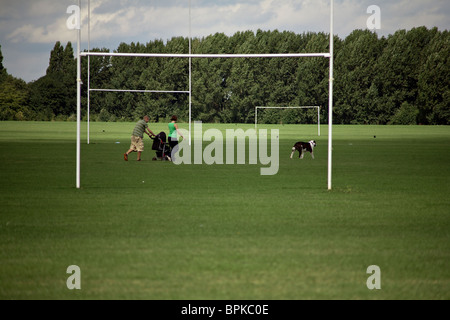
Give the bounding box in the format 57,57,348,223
255,106,321,136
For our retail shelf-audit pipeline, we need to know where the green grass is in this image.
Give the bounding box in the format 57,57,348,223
0,121,449,300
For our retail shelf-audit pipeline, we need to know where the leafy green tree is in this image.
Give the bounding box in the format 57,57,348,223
46,41,65,74
389,102,419,125
104,42,150,120
0,75,31,120
417,29,449,124
29,74,67,119
295,32,334,124
227,31,270,123
192,33,232,122
335,30,384,124
62,42,77,115
263,31,300,106
81,48,113,117
0,45,7,82
0,45,32,120
375,27,439,124
28,41,77,118
24,28,449,124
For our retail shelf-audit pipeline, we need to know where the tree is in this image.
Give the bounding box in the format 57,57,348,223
295,32,333,124
0,45,32,120
192,33,232,122
29,74,67,119
335,30,384,124
417,29,449,124
18,28,449,124
46,41,65,74
389,102,419,125
29,41,77,118
81,48,113,117
0,45,7,82
228,31,266,123
375,27,439,124
0,75,31,120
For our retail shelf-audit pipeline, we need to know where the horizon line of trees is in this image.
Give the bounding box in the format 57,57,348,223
0,26,448,124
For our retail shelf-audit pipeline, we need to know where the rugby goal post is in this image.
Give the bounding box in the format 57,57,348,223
74,0,334,190
255,106,321,136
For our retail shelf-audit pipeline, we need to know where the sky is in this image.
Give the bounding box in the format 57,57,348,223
0,0,448,83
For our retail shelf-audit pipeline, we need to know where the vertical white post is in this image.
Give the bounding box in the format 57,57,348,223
87,0,90,144
255,107,258,130
328,0,334,190
76,0,81,189
318,106,320,136
188,0,192,146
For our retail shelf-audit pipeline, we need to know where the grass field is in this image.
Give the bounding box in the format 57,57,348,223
0,121,449,300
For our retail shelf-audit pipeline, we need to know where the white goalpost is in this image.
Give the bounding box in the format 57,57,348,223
75,0,334,190
255,106,321,136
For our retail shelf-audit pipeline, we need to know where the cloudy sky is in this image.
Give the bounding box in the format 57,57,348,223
0,0,448,83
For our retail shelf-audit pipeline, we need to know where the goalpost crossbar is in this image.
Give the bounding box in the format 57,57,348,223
80,52,331,59
89,89,190,94
255,106,319,109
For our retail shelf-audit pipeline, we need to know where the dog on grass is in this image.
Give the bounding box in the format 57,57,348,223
290,140,316,159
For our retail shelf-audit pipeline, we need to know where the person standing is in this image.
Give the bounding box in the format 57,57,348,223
124,115,156,161
168,115,184,161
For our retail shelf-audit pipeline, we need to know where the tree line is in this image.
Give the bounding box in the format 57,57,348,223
0,27,448,124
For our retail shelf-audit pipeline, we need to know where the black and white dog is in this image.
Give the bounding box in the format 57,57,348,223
290,140,316,159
